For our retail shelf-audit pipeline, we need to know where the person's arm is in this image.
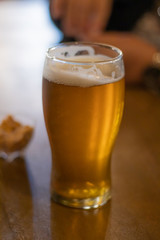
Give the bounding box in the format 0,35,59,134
49,0,113,37
79,31,157,83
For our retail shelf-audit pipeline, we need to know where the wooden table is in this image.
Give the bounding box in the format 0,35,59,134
0,1,160,239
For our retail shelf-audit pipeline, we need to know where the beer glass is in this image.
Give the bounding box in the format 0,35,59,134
42,42,125,209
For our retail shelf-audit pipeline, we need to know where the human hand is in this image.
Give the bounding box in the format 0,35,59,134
79,32,157,83
50,0,113,37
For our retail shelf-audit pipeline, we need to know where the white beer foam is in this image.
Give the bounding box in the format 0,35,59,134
43,46,124,87
53,45,95,59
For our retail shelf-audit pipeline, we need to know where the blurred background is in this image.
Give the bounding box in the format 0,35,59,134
0,0,62,115
0,2,63,238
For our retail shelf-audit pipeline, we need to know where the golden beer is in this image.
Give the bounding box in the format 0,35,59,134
42,43,125,208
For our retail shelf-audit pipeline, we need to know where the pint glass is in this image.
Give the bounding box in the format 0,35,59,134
42,42,125,209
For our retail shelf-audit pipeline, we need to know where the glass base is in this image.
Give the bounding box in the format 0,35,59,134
51,189,111,209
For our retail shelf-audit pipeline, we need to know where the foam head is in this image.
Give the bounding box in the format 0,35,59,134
43,45,124,87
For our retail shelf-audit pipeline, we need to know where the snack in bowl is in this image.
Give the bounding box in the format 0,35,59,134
0,115,34,155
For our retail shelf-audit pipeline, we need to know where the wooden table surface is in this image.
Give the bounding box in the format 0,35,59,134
0,1,160,239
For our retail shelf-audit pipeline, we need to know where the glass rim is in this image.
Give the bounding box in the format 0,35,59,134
46,42,123,65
